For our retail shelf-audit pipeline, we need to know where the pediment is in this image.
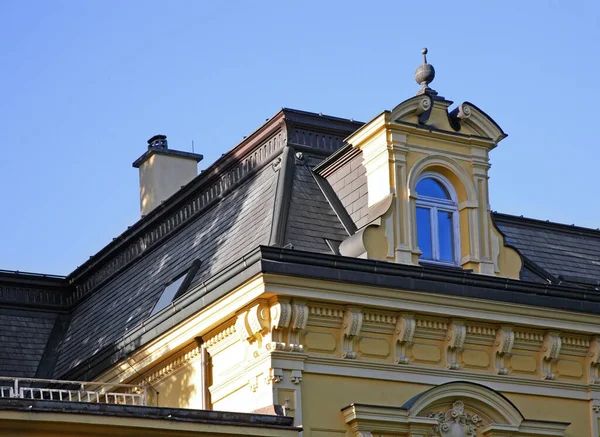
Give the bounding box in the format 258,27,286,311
390,95,507,143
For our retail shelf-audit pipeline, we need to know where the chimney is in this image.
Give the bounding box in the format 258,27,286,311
132,134,203,216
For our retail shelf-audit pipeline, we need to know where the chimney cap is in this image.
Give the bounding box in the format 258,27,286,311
147,134,168,149
132,134,203,168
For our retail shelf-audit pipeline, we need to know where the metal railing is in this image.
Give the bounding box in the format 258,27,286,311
0,377,147,406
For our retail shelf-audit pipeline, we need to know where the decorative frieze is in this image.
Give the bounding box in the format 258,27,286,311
416,319,448,331
494,326,514,375
205,324,237,349
541,331,562,380
308,306,344,318
394,314,415,364
514,331,544,342
466,325,496,337
445,320,466,370
0,284,69,308
341,307,363,359
363,313,397,324
146,345,201,385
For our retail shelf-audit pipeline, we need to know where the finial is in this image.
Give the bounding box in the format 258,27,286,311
414,47,437,96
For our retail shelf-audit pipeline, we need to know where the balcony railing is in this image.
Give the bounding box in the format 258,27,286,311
0,377,147,406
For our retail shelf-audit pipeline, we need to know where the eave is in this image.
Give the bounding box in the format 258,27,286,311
68,247,600,383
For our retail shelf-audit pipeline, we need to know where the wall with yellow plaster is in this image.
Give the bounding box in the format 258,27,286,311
333,93,521,277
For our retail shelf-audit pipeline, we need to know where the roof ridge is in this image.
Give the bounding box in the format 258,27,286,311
493,212,600,237
282,107,364,125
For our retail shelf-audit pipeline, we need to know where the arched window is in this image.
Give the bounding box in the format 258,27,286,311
415,172,460,265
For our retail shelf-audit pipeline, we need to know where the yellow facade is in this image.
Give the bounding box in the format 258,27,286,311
11,53,598,437
86,80,600,436
86,270,600,437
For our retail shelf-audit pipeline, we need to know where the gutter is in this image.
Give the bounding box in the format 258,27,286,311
60,246,600,381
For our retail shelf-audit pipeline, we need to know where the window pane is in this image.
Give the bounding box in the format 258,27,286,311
416,207,432,259
416,178,450,199
151,275,187,316
438,210,454,262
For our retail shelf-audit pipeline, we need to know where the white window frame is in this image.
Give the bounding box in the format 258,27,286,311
415,172,461,266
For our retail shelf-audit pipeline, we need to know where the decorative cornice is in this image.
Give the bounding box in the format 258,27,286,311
308,305,344,318
466,325,496,337
514,331,544,342
145,344,201,385
306,355,598,400
0,283,70,309
416,318,448,331
204,323,237,350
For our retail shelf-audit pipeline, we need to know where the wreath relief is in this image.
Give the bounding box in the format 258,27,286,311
428,400,483,437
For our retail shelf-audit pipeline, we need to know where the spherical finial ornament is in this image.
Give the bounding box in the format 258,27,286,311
414,47,435,92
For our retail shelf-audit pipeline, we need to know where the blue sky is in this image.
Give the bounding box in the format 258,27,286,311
1,1,598,275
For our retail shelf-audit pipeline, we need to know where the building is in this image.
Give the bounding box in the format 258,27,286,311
1,49,599,437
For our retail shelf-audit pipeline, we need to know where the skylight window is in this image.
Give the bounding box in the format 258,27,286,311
149,259,201,316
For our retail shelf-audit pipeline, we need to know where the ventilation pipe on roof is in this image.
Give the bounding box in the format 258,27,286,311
132,135,203,216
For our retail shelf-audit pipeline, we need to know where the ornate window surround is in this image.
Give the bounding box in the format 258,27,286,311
415,171,461,266
342,381,569,437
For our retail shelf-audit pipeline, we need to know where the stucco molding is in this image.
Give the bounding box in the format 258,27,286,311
394,314,416,364
451,102,508,143
145,344,202,385
343,382,567,437
265,299,307,353
264,367,283,385
446,320,466,370
407,154,477,203
494,326,515,375
342,307,364,359
588,337,600,384
428,400,484,436
541,331,562,380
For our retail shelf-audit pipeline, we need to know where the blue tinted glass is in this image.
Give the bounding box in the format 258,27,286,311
151,275,186,316
416,178,450,199
438,210,454,262
416,207,432,259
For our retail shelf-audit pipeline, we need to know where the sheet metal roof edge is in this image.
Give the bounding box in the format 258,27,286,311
61,246,600,381
66,111,288,283
66,108,363,285
493,212,600,238
0,399,297,429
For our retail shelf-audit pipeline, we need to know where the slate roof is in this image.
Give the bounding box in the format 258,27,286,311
494,213,600,288
48,108,357,379
284,158,349,252
0,309,56,377
53,161,280,377
1,107,600,382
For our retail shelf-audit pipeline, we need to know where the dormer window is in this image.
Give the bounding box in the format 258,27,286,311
415,173,460,265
